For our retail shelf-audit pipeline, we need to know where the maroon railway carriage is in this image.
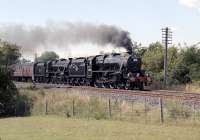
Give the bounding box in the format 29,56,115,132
12,63,34,82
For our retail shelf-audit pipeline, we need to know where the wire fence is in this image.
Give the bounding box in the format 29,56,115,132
16,89,200,125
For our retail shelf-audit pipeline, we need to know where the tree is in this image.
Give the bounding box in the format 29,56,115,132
142,42,164,73
37,51,59,62
134,47,147,57
0,70,18,116
0,41,21,67
179,47,200,66
167,46,179,71
142,42,180,85
0,40,21,117
173,46,200,82
0,49,3,64
172,64,190,84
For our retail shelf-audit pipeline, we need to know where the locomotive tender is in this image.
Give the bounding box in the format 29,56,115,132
12,53,151,90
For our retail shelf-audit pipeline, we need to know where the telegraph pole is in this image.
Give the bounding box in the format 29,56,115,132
162,27,172,88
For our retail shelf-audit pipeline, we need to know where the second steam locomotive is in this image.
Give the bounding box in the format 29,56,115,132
12,52,151,90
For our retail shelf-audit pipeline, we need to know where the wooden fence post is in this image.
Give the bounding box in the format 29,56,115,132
160,97,164,123
45,98,48,115
108,99,112,118
193,101,196,121
88,100,90,120
119,100,122,120
72,99,75,117
24,100,26,116
131,100,134,113
144,97,147,123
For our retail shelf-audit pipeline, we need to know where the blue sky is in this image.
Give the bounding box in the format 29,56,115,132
0,0,199,46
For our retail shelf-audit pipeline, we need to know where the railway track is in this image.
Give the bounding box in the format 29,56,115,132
15,82,200,101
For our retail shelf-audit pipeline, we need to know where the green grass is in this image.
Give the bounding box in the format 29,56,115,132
0,116,200,140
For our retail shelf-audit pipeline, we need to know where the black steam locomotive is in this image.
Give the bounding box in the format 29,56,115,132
12,53,151,90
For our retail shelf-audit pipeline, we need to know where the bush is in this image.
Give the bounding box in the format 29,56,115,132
0,70,18,117
87,97,107,120
0,69,33,117
15,94,33,116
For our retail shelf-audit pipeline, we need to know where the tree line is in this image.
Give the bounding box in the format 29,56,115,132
136,42,200,85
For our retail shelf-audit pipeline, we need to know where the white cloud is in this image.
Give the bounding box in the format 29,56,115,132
179,0,199,7
179,0,200,10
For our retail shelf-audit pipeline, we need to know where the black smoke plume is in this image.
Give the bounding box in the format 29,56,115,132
0,21,133,55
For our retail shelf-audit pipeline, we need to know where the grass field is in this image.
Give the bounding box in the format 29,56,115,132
0,116,200,140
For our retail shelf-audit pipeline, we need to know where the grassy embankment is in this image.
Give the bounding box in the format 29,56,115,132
1,87,200,140
0,116,200,140
15,88,200,125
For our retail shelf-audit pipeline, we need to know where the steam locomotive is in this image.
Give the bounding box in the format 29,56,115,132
12,53,151,90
